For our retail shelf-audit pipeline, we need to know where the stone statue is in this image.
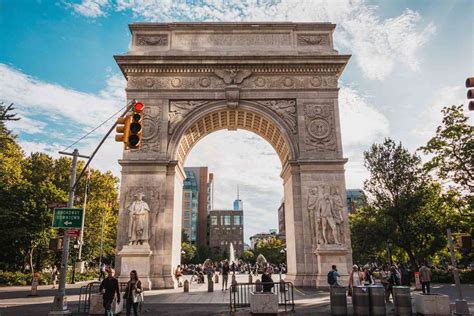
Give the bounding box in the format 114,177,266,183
307,187,320,246
331,187,345,244
128,193,150,245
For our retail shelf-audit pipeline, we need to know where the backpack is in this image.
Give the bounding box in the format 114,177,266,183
327,270,336,285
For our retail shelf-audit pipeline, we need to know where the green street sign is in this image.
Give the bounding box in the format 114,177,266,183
52,208,83,228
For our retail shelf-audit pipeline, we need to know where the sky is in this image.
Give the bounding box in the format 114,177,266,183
1,0,473,243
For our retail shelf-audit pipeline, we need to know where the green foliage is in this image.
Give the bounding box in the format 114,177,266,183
0,107,119,274
181,242,197,264
254,237,286,265
430,269,474,284
420,105,473,193
351,138,461,267
242,249,255,264
0,270,97,286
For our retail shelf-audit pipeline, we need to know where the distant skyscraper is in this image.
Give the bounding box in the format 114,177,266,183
233,185,243,211
182,167,214,247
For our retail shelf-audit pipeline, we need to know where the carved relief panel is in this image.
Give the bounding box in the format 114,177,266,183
306,184,346,248
304,103,337,152
140,105,161,153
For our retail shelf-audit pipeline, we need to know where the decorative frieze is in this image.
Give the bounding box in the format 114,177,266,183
297,34,330,46
241,75,337,89
136,34,168,46
254,100,297,134
304,103,337,152
168,101,210,134
128,75,337,90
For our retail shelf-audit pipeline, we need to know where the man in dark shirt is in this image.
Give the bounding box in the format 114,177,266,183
99,267,121,316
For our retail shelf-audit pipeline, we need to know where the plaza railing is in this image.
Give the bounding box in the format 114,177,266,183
78,281,127,313
229,281,295,312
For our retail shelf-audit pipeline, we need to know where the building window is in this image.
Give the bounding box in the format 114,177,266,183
234,215,241,225
211,216,217,225
224,215,231,225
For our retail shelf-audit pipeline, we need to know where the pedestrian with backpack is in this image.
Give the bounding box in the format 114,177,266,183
328,265,340,287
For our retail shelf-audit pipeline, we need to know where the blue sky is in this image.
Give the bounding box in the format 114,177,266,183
1,0,473,242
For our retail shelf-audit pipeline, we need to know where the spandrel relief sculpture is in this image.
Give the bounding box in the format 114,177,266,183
307,185,345,247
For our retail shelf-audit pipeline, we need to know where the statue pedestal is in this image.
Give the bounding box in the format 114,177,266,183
314,246,352,288
118,244,152,290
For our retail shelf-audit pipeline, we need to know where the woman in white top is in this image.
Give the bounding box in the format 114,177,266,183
348,265,364,296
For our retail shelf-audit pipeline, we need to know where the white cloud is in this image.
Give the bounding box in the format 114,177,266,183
0,64,125,131
339,86,389,146
413,85,470,144
69,0,110,18
71,0,435,80
0,64,126,176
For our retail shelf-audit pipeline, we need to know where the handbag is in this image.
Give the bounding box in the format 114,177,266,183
132,289,143,303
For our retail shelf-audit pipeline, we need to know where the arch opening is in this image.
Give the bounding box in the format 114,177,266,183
173,108,293,168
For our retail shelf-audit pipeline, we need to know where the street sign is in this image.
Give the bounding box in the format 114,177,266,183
66,229,81,237
52,208,83,228
48,202,67,209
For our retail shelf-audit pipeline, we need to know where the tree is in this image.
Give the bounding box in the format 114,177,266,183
355,138,459,268
254,237,286,265
0,102,20,143
181,242,197,264
420,105,473,193
242,249,255,264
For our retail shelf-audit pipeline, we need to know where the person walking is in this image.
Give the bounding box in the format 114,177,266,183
51,266,58,289
175,265,183,287
387,266,400,302
123,270,142,316
99,267,121,316
99,262,106,281
348,265,363,296
380,265,390,303
362,266,374,286
327,265,341,286
222,260,230,291
419,262,431,294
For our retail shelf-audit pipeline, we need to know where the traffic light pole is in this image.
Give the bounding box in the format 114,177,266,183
50,149,89,315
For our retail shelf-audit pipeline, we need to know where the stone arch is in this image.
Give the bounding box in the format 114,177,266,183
168,100,298,168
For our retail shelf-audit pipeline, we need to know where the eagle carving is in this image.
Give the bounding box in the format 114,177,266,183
214,69,252,85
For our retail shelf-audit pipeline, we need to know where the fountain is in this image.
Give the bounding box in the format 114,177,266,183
229,242,236,264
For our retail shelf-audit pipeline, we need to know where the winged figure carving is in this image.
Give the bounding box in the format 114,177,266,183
214,69,252,85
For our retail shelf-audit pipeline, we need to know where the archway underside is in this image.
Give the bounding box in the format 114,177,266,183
175,109,291,166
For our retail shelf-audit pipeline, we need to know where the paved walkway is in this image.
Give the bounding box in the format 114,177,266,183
0,274,472,315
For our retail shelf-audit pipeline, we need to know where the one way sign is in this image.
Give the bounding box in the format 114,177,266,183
52,208,83,229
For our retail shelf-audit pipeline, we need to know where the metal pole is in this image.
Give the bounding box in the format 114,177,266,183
98,206,106,274
447,228,470,316
49,149,80,314
447,229,463,299
72,168,90,284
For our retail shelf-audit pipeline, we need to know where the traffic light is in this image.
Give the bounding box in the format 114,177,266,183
115,115,131,148
466,77,474,111
128,101,144,149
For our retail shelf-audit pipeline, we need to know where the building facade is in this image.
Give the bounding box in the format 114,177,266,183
346,189,365,213
249,230,279,250
182,167,214,246
209,206,244,258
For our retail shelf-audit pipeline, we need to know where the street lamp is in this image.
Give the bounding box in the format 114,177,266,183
387,239,393,268
279,248,286,281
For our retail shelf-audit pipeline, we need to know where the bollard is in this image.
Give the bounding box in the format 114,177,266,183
214,274,219,284
248,274,253,284
330,286,347,315
352,286,370,316
368,285,386,316
231,276,238,293
393,286,411,316
279,279,286,292
183,280,189,292
255,279,262,292
208,279,214,292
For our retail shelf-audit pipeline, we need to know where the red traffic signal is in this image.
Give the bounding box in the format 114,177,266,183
134,101,144,112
